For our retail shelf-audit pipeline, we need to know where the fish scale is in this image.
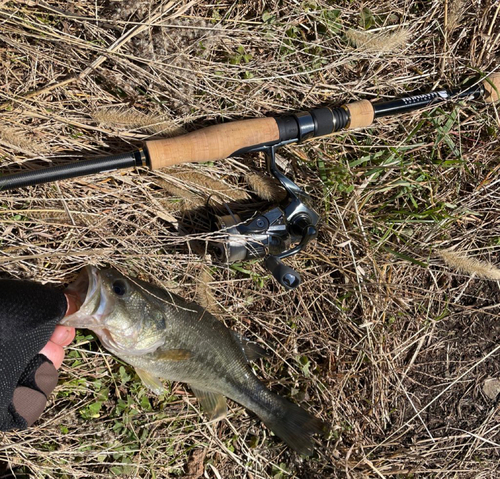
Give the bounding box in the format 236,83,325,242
62,266,325,455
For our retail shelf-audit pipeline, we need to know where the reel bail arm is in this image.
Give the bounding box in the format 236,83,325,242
213,143,319,290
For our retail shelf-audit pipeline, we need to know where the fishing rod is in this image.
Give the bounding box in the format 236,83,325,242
1,74,499,289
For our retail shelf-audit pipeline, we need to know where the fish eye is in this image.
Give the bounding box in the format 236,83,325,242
112,279,128,296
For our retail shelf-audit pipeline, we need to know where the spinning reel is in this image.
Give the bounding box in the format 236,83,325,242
211,143,319,290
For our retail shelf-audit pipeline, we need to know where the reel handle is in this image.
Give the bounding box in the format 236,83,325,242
264,256,301,290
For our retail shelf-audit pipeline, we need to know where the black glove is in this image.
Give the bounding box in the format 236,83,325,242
0,279,67,432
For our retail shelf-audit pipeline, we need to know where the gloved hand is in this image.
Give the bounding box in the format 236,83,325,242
0,279,73,432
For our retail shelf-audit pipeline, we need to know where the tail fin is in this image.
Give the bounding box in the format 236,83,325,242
259,394,326,456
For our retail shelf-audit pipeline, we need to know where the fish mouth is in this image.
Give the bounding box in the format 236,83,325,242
66,266,98,305
61,266,165,356
61,266,104,328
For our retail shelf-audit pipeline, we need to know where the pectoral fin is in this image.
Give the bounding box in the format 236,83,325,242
156,349,192,361
191,387,227,421
135,367,165,395
231,332,267,362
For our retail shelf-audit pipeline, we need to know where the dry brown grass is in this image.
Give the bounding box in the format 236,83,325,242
345,28,410,53
0,0,499,478
438,249,500,280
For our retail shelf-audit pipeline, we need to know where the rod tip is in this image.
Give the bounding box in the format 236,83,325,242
483,73,500,103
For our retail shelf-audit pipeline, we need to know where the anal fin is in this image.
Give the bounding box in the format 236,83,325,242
190,387,227,421
135,367,165,395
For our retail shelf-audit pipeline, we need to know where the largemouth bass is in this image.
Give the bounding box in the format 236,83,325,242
61,266,324,455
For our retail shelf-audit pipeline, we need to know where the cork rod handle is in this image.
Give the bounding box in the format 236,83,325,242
145,117,280,170
344,100,375,129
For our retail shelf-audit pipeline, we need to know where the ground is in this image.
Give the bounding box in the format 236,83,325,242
0,1,499,478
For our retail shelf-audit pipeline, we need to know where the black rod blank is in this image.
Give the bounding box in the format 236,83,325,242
0,151,143,191
373,84,485,118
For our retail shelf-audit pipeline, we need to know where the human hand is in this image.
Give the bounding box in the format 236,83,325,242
40,310,76,369
0,280,76,432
